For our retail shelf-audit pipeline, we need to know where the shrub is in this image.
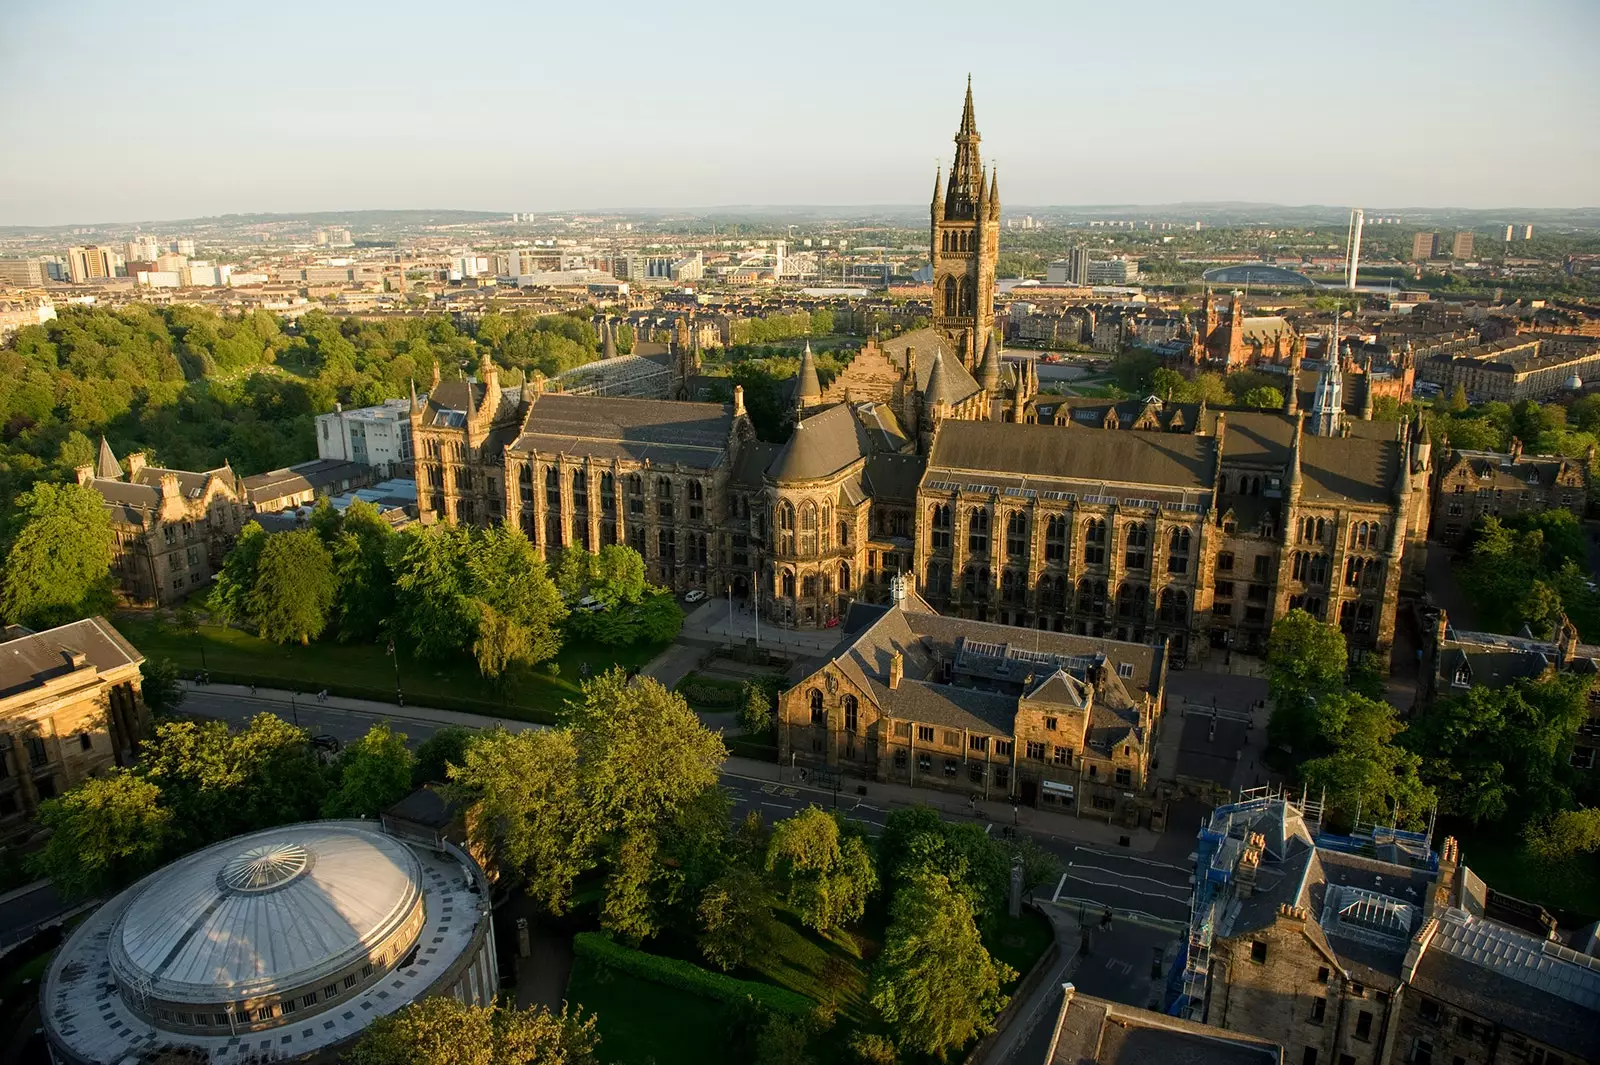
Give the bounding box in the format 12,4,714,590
572,931,812,1017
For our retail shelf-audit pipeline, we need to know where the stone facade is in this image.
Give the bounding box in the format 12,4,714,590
777,591,1169,823
0,618,147,843
79,439,246,607
931,79,1000,371
1429,441,1592,545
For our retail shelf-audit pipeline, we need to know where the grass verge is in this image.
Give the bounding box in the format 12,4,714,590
565,953,742,1065
984,908,1055,988
115,616,667,723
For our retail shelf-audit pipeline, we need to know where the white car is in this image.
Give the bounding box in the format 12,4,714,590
684,590,707,604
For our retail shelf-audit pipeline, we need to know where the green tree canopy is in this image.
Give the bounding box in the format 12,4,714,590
869,869,1015,1060
766,806,877,932
27,770,171,898
1266,609,1348,753
1523,807,1600,863
330,498,395,642
413,725,475,787
467,524,567,676
346,996,598,1065
247,528,337,644
698,864,773,971
323,723,415,818
0,482,114,627
1301,693,1434,830
209,520,269,626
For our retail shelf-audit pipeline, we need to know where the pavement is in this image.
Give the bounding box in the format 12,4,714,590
179,681,1200,919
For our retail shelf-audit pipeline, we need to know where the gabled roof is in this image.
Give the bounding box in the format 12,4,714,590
510,393,735,470
928,420,1215,492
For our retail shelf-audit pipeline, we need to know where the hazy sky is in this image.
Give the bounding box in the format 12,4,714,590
3,0,1596,225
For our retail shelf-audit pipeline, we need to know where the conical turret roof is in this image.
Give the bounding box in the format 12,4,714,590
924,347,965,409
795,341,823,406
980,333,1001,392
95,436,122,480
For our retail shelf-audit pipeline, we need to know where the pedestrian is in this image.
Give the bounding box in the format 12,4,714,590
250,683,256,696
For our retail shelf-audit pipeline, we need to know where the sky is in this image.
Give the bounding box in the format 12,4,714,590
2,0,1597,226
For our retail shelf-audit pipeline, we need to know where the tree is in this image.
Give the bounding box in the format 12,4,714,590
449,727,593,914
698,865,773,971
330,499,395,642
467,524,567,675
247,529,336,644
1300,694,1434,830
1448,383,1469,412
740,681,773,736
0,482,115,627
347,996,598,1065
27,770,171,898
140,658,186,715
1266,609,1348,753
392,524,477,661
766,806,877,932
879,806,1009,922
1523,807,1600,863
324,724,415,818
413,725,475,786
589,544,649,608
600,828,661,944
870,870,1015,1060
210,521,268,626
1239,386,1284,410
753,1014,815,1065
571,670,726,835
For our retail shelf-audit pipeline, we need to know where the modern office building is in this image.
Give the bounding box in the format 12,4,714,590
316,398,419,477
1086,259,1139,285
0,259,45,286
66,245,116,283
1046,247,1092,286
42,820,496,1063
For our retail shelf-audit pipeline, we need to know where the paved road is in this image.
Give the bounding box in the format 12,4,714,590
1056,913,1180,1012
0,881,69,948
184,688,1197,920
1050,845,1191,926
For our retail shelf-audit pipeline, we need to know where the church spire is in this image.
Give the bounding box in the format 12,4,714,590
960,74,976,136
980,331,1001,395
946,78,983,215
988,168,1000,222
931,165,944,217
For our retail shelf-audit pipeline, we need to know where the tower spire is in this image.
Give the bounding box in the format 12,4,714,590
960,73,976,136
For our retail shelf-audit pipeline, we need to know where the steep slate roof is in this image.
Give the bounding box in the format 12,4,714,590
863,453,928,504
511,393,735,470
1047,988,1283,1064
1220,412,1402,506
882,327,983,405
928,420,1215,493
0,617,142,699
95,437,122,479
1410,908,1600,1059
1041,396,1203,432
767,403,872,484
819,602,1162,744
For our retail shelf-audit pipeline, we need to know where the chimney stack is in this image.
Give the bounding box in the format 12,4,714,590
733,384,746,418
889,651,904,690
1236,832,1265,898
127,453,147,478
75,464,94,485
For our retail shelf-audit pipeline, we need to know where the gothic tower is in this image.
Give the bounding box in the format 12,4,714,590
931,77,999,373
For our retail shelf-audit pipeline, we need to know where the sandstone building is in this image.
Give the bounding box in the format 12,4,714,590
78,438,246,606
777,582,1169,824
1429,439,1592,545
0,617,147,843
1177,794,1599,1065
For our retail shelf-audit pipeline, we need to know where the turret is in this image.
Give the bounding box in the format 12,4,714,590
430,360,441,388
1415,418,1432,469
1360,353,1374,420
1393,417,1413,506
795,341,823,413
1284,344,1302,415
409,378,419,414
602,318,617,360
1285,414,1304,523
988,168,1000,222
980,332,1001,396
1209,413,1227,520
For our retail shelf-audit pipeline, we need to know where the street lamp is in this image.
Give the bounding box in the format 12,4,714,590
387,639,404,706
288,690,300,729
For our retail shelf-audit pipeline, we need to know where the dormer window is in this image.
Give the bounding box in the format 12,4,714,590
1453,665,1471,688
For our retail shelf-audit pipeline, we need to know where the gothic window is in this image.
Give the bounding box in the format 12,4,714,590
962,564,991,599
1167,527,1192,574
1083,519,1106,566
1045,515,1068,562
1158,587,1189,624
688,479,704,521
943,275,958,317
544,466,560,507
1040,574,1068,612
572,469,588,510
1124,522,1148,569
1006,512,1028,560
802,574,819,598
601,471,616,512
839,562,851,592
959,277,975,316
518,464,533,504
777,501,795,555
628,473,644,516
1077,578,1107,613
838,522,850,547
926,559,951,596
1001,569,1023,604
1293,551,1309,581
809,689,825,725
1218,473,1229,494
931,504,952,551
1116,582,1147,620
820,503,832,550
657,477,674,520
658,528,676,564
800,502,818,556
782,569,796,598
1309,553,1330,584
1345,556,1365,588
967,509,990,554
843,695,858,734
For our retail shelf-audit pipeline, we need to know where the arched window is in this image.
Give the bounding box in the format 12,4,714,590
1293,551,1309,581
802,574,819,598
959,277,975,316
842,695,858,734
544,466,561,507
1116,582,1147,620
809,688,825,725
1006,511,1028,559
799,502,818,556
1045,516,1068,562
963,564,990,598
967,509,990,554
1158,587,1189,624
838,522,850,547
1218,473,1229,495
943,275,958,317
926,560,952,596
931,504,952,551
1124,523,1148,569
1083,519,1107,565
839,562,851,592
782,570,796,598
1309,553,1330,585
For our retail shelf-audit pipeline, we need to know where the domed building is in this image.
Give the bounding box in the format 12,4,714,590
42,821,496,1063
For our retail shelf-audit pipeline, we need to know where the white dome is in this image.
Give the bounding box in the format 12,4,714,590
110,822,423,1005
1564,373,1583,391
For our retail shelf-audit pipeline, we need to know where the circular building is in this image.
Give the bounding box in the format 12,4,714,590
42,821,496,1063
1201,263,1316,288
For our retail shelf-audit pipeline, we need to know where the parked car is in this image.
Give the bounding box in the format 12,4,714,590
684,589,707,604
576,596,605,613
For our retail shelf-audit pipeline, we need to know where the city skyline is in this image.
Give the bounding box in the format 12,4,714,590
3,0,1597,226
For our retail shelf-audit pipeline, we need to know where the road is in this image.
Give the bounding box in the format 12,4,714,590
183,688,1196,922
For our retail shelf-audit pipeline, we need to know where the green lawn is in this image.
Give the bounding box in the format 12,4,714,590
1438,817,1600,922
672,672,747,712
565,954,738,1065
116,616,667,723
984,909,1055,987
741,908,874,1023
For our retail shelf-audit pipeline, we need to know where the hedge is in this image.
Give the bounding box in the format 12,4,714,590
572,932,812,1018
180,670,563,725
